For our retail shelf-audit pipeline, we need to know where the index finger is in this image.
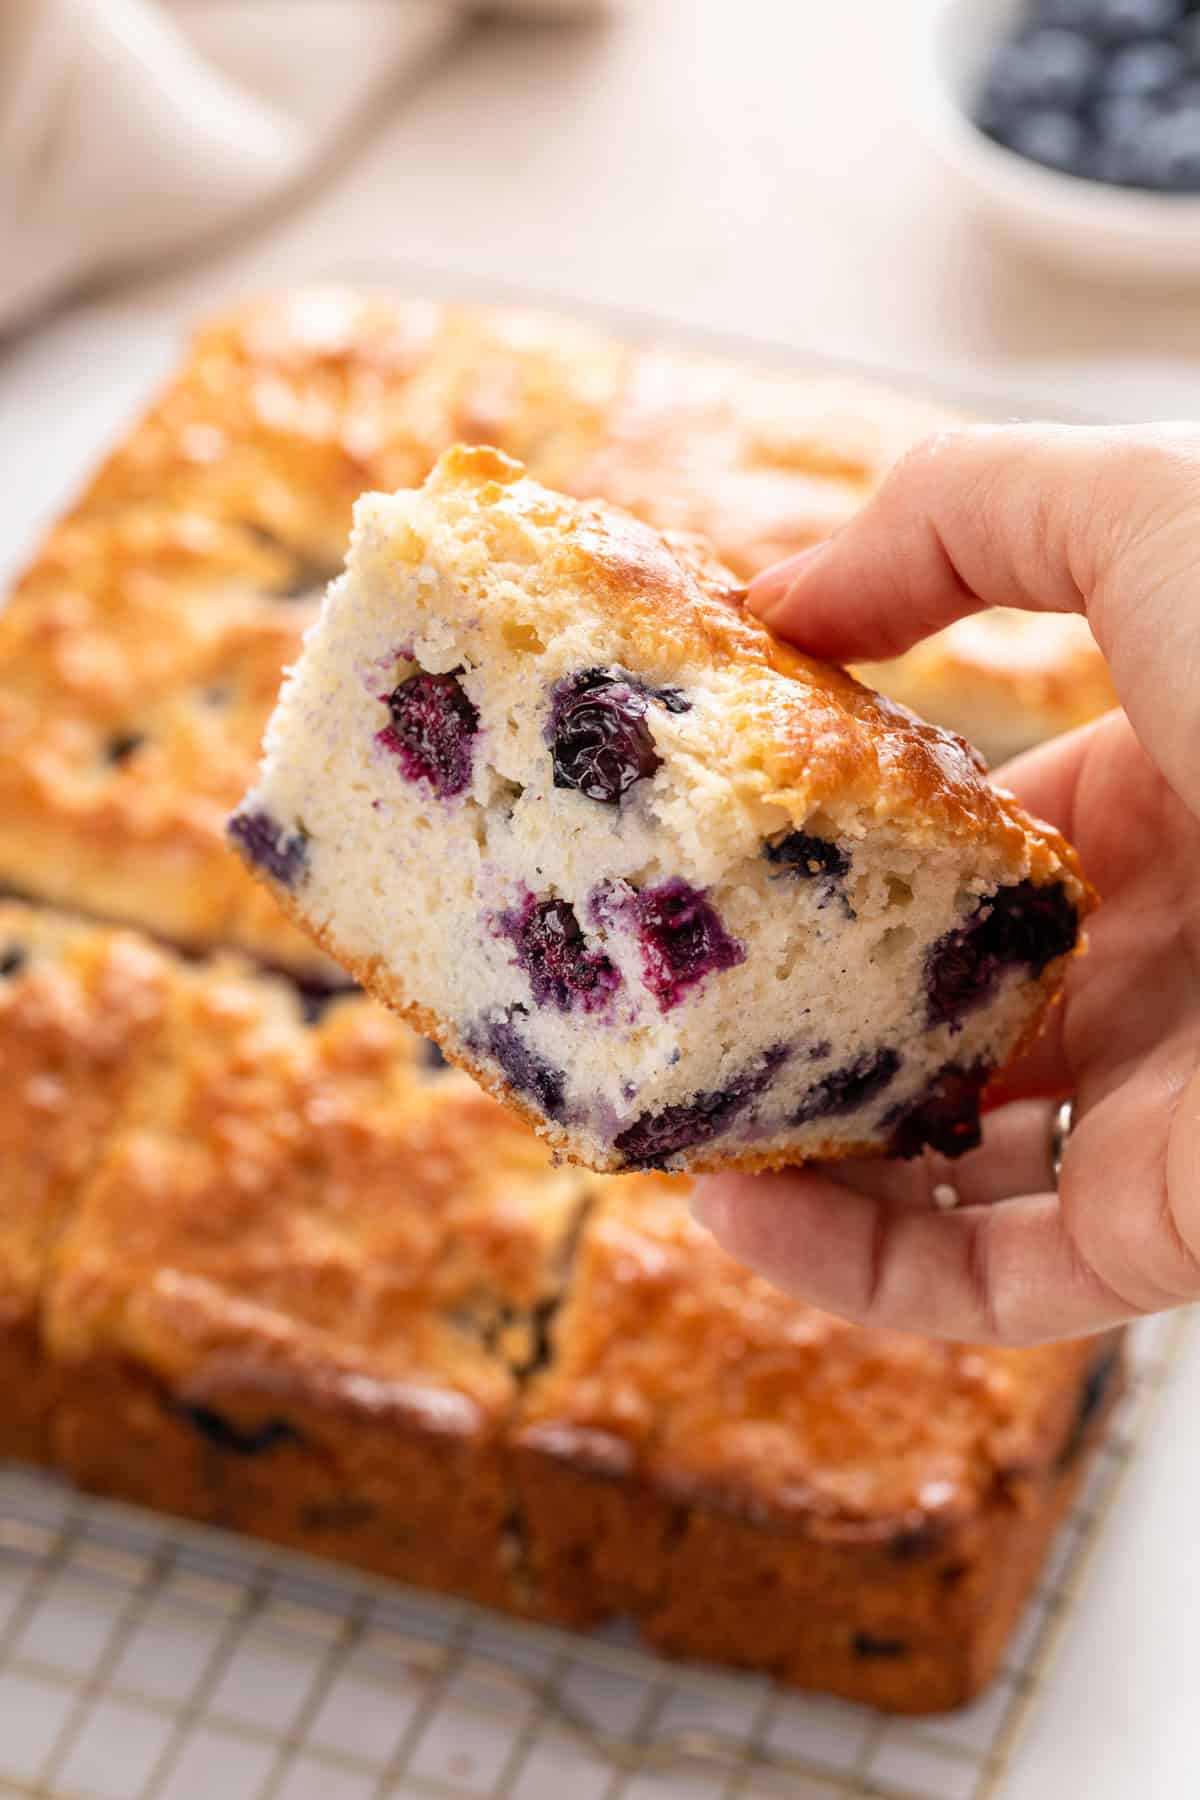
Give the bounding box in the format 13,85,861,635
747,422,1196,665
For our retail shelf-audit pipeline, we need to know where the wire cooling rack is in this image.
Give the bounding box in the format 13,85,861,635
0,1309,1187,1800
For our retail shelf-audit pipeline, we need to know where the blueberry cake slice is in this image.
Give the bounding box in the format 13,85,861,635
231,447,1091,1175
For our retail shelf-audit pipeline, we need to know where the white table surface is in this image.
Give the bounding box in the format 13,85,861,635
5,5,1200,1792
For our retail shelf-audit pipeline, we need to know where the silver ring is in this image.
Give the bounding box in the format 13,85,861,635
1050,1098,1075,1183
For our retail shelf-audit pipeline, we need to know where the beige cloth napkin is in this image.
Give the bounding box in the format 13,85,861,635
0,0,614,333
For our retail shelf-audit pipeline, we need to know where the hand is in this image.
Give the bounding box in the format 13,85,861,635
693,424,1200,1345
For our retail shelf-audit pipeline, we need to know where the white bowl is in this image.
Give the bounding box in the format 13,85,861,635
909,0,1200,281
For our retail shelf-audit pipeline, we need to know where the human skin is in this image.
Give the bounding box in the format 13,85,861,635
692,424,1200,1345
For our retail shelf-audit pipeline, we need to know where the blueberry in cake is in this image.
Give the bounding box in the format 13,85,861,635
231,446,1092,1175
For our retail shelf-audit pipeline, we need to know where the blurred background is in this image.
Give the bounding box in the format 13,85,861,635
7,0,1200,583
9,0,1200,584
10,0,1200,385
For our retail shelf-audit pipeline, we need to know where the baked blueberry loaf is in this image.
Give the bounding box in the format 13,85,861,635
0,895,600,1613
0,507,337,979
0,901,1121,1711
44,946,596,1615
232,446,1091,1174
517,1179,1122,1712
0,902,179,1460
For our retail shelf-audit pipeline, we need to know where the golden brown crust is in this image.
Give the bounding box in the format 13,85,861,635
512,1425,1101,1710
0,506,331,972
45,964,590,1419
514,1181,1122,1709
856,612,1118,767
568,346,960,578
74,293,941,583
0,896,596,1606
0,291,627,968
0,905,215,1458
520,1180,1099,1526
0,896,545,1436
421,445,1095,874
52,1354,539,1617
74,290,629,565
0,903,177,1454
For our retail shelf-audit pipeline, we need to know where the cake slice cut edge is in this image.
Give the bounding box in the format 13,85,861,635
231,445,1093,1176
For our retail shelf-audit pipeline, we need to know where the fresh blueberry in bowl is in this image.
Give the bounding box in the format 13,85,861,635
1029,0,1106,23
1091,90,1154,173
1084,0,1187,39
1139,102,1200,186
1031,0,1185,37
979,27,1102,121
969,0,1200,192
1102,37,1186,98
1002,105,1091,170
912,0,1200,279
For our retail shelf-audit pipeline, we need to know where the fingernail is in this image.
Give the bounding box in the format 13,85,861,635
747,544,825,622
